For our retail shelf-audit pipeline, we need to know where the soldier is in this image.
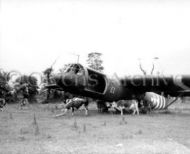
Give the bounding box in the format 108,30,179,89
20,84,29,108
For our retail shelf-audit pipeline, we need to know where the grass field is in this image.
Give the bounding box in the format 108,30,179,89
0,102,190,154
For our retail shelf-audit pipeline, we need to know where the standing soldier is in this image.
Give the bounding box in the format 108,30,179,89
20,83,29,109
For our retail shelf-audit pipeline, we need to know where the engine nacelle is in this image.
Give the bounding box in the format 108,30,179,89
144,92,167,110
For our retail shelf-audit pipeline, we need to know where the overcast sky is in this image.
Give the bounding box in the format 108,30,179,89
1,0,190,77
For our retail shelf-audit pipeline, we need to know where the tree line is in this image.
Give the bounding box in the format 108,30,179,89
0,52,104,103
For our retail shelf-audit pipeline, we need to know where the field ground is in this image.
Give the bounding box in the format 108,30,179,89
1,101,190,154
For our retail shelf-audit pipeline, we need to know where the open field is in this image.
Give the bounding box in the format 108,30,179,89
0,102,190,154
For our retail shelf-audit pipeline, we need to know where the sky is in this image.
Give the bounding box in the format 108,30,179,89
1,0,190,77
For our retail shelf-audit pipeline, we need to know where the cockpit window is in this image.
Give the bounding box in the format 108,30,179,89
65,64,84,75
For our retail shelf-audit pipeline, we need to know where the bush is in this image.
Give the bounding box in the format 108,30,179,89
15,75,39,103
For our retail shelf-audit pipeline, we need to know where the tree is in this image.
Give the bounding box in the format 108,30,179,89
0,70,13,102
138,57,159,75
43,67,54,84
40,66,67,103
87,52,104,72
15,75,38,102
41,67,55,103
139,62,147,75
0,71,9,95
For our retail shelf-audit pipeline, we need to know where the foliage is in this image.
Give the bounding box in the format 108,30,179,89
87,52,104,72
0,70,12,101
40,66,66,103
15,75,38,102
43,67,54,84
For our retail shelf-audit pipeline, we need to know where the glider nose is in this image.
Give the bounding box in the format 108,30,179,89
55,72,85,88
54,73,74,87
62,73,76,87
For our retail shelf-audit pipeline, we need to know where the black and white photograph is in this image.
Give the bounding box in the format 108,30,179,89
1,0,190,153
